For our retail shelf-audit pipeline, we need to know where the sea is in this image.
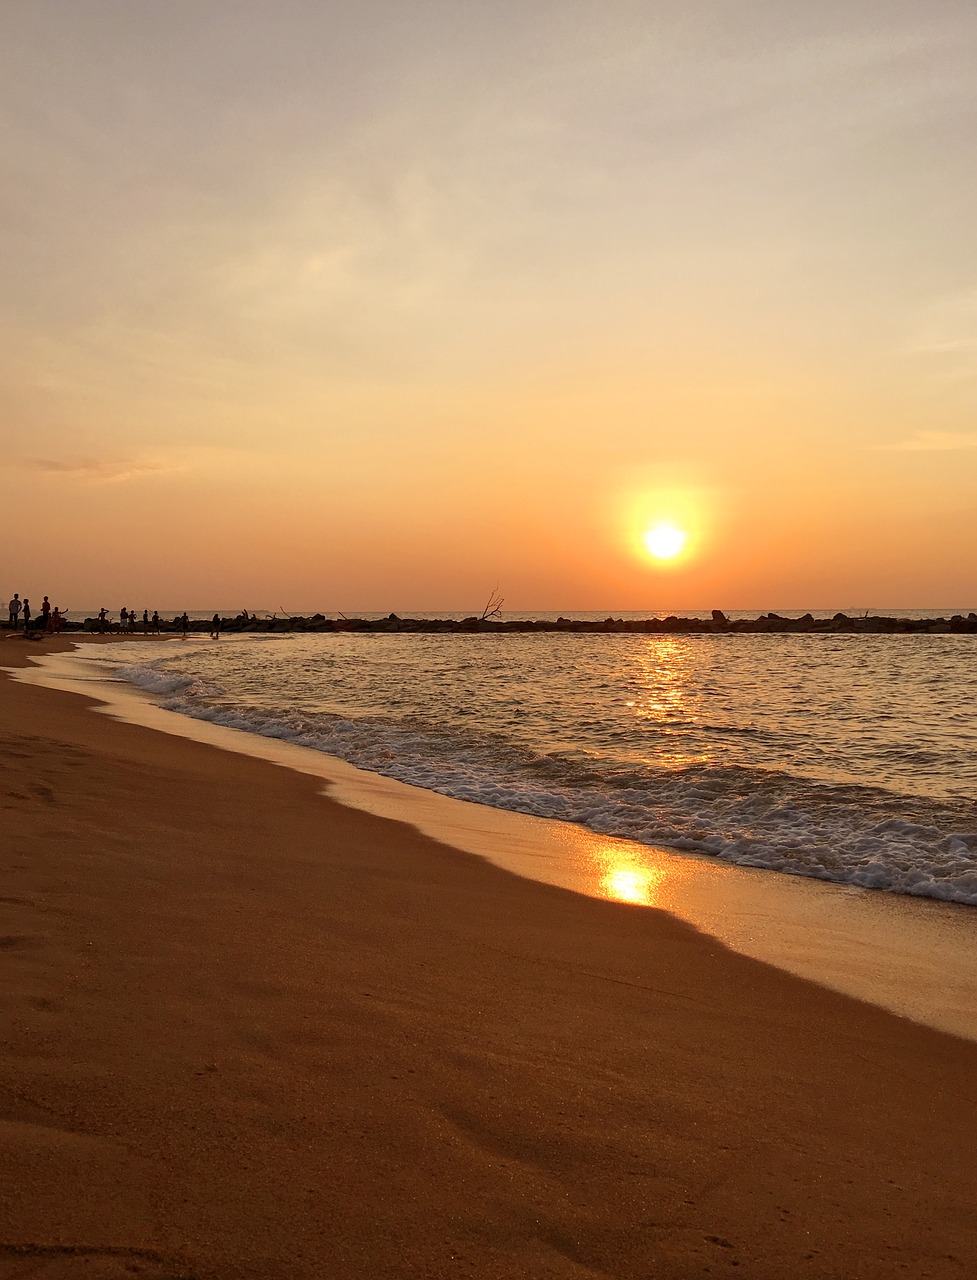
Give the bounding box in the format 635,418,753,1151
66,609,977,908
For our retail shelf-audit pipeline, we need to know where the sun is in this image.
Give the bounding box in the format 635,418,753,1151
643,522,688,561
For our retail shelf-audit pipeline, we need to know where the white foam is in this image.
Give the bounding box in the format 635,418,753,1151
113,664,200,697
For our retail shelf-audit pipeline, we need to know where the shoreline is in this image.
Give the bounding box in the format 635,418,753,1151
13,635,977,1044
3,636,977,1277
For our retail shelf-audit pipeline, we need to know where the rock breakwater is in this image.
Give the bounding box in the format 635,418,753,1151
72,611,977,635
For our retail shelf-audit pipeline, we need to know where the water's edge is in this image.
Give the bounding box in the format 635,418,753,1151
10,642,977,1044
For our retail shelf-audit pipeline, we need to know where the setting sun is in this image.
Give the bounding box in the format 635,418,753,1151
643,523,688,561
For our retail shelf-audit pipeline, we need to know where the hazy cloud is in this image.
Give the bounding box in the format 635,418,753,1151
909,291,977,358
880,432,977,453
23,456,171,482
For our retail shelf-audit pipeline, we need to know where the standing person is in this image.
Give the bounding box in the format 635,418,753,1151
22,598,31,632
142,609,149,633
120,607,128,631
210,613,222,639
151,610,161,634
180,612,189,638
8,594,21,628
40,596,51,630
97,607,108,634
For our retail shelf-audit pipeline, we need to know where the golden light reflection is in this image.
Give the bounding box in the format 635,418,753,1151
620,638,709,770
575,833,697,913
590,836,675,906
602,862,664,905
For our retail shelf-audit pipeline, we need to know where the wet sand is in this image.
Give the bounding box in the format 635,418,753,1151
2,636,976,1279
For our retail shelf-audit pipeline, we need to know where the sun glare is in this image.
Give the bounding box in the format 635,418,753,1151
602,865,662,905
643,523,687,561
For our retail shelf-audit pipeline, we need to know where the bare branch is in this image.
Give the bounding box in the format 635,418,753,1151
480,587,505,620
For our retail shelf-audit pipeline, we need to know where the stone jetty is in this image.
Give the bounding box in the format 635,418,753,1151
70,610,977,635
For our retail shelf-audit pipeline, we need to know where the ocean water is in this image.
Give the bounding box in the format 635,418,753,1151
76,628,977,908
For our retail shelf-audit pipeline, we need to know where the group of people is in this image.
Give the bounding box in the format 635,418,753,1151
7,595,229,640
96,608,206,637
97,608,200,636
6,593,66,633
100,607,164,634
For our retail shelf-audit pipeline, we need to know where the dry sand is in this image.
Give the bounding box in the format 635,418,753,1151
1,636,976,1279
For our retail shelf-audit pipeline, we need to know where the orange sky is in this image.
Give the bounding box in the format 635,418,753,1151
2,2,976,612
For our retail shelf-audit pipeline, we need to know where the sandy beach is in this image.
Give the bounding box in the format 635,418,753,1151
2,637,977,1279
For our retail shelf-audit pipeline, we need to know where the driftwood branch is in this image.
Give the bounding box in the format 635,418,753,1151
480,588,505,621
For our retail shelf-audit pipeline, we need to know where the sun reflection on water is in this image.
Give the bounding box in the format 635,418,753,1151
602,863,664,905
589,836,689,908
625,636,711,770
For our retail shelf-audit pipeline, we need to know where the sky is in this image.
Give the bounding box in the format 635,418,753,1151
2,0,976,612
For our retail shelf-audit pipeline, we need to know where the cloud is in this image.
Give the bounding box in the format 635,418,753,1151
880,432,977,453
22,455,171,482
908,291,977,360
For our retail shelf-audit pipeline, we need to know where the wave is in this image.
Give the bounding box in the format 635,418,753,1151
112,656,977,907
